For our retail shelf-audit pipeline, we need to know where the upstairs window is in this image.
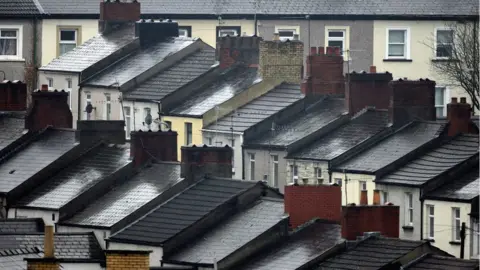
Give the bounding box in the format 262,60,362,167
59,29,78,56
249,153,255,181
452,208,461,242
216,26,241,41
387,29,409,59
178,26,192,37
327,30,345,56
435,86,446,117
65,79,72,109
105,94,111,120
436,29,454,58
290,165,298,183
0,27,21,59
427,205,435,239
271,155,279,187
185,122,192,145
278,29,296,41
84,92,92,120
405,192,414,226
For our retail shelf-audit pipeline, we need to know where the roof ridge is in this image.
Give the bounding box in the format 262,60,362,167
31,0,45,14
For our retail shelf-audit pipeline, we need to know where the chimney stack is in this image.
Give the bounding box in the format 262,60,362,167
302,46,344,96
180,145,233,181
25,88,73,131
217,36,262,69
106,250,151,270
130,129,178,167
0,80,27,111
44,225,55,258
135,19,180,47
76,120,126,145
24,225,59,270
99,0,141,34
447,96,477,136
259,39,304,83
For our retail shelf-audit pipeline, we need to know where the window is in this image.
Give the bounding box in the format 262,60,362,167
381,191,389,204
65,79,72,109
435,86,446,117
59,29,78,56
271,155,279,187
327,30,345,55
427,205,435,239
217,26,241,40
472,218,480,258
405,193,413,226
207,137,212,145
387,29,409,59
360,181,367,191
85,92,92,120
105,94,111,120
436,29,454,58
178,26,192,37
231,150,235,175
278,29,296,41
52,213,55,221
334,178,342,186
47,78,53,88
290,165,298,183
230,139,235,147
215,141,223,146
249,153,255,181
315,167,322,179
124,106,131,138
185,122,192,145
0,27,21,59
164,120,172,131
452,208,461,241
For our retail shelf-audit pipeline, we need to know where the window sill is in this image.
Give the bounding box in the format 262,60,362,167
383,59,413,62
449,241,461,246
432,58,459,63
402,225,414,231
0,57,25,62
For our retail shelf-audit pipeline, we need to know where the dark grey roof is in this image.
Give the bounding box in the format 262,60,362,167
124,48,216,101
109,178,257,245
237,220,342,270
0,113,26,153
0,250,41,270
169,67,260,117
0,219,44,233
0,233,104,260
84,37,198,87
0,0,42,16
205,83,304,132
0,128,76,194
405,254,479,270
377,134,479,186
289,109,390,160
62,162,182,228
318,237,426,270
335,122,444,173
15,144,131,210
424,167,479,202
40,25,136,72
248,98,346,147
168,198,285,264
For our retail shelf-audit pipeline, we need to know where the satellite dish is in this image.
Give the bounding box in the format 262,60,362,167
85,103,93,114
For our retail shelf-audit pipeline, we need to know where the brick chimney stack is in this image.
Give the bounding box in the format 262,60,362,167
259,39,304,83
447,97,477,136
130,129,178,167
106,250,151,270
24,225,60,270
99,0,141,34
217,36,262,69
0,80,27,111
180,145,233,181
135,19,180,47
76,120,126,145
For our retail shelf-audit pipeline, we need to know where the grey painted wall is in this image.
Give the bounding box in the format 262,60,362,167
243,148,288,193
258,19,374,72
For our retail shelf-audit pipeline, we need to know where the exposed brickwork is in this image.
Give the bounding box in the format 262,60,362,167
285,160,330,185
0,80,27,111
302,46,344,96
341,205,400,240
217,36,262,69
76,120,126,145
25,88,73,131
130,130,178,167
181,145,233,180
26,261,60,270
284,184,342,229
99,1,140,22
345,71,393,115
447,97,477,136
259,40,304,83
106,251,150,270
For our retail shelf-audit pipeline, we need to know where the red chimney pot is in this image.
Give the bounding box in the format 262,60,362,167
369,66,377,73
451,97,458,103
310,47,318,55
41,84,48,91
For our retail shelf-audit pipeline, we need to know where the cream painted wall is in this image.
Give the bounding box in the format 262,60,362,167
8,208,59,226
107,242,163,267
81,87,122,122
330,172,376,205
162,116,203,161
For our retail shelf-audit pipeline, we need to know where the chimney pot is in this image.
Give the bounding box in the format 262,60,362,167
452,97,458,103
369,66,377,73
41,84,48,91
460,97,467,104
318,47,325,55
310,47,318,55
373,190,381,205
130,130,178,167
44,226,54,258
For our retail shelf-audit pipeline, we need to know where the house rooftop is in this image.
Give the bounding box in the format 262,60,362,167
0,219,44,234
424,166,479,202
247,98,346,148
166,198,286,265
0,247,42,270
109,177,258,246
204,83,304,133
288,109,390,161
124,48,216,101
334,121,444,174
236,220,342,270
0,112,26,153
0,0,43,17
61,162,183,229
404,254,479,270
14,144,130,210
377,134,479,186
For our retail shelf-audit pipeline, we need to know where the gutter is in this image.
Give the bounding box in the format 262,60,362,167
201,129,243,136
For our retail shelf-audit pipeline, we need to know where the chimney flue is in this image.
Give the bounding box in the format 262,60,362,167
369,66,377,73
44,226,54,258
452,97,458,103
41,84,48,91
460,97,467,104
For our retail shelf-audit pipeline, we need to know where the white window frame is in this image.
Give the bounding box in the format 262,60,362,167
84,92,92,120
104,94,111,120
472,218,480,258
65,79,72,109
207,137,212,145
59,28,78,56
435,86,448,118
427,204,435,239
249,153,255,181
405,192,414,226
0,25,23,60
219,29,238,37
47,78,53,88
185,122,193,145
290,165,298,183
271,155,279,187
315,167,322,179
434,27,454,59
452,207,461,242
325,26,350,59
143,107,151,128
178,28,189,38
386,27,410,59
277,29,297,41
327,29,346,55
381,191,389,204
360,181,367,191
334,178,342,186
123,106,132,139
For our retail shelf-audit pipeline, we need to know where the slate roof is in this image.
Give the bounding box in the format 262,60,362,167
317,237,426,270
334,122,444,174
124,48,216,101
236,220,342,270
0,113,26,153
0,219,44,234
0,128,76,194
109,178,257,245
404,254,479,270
84,37,198,87
0,0,42,16
35,0,478,17
40,25,136,72
289,109,390,160
169,67,260,117
15,144,131,210
205,83,304,132
377,134,479,186
62,162,183,229
424,167,479,202
247,98,346,147
0,248,41,270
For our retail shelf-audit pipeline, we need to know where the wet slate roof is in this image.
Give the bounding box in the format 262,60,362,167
0,249,42,270
169,67,260,117
84,37,197,87
424,167,479,202
124,48,216,101
334,122,444,174
109,178,257,245
15,144,131,210
35,0,478,17
0,0,42,16
0,113,26,153
289,109,390,161
0,129,76,194
40,25,136,72
205,83,304,132
169,198,285,264
236,220,342,270
377,134,479,186
248,98,346,147
62,162,183,229
317,237,426,270
404,254,479,270
0,219,44,233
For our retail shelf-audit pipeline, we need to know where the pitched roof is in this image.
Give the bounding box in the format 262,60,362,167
0,0,42,17
0,113,26,153
167,198,286,264
205,83,304,132
289,109,390,161
61,162,183,229
124,48,216,101
377,134,479,186
334,122,444,174
169,67,260,117
247,98,346,147
0,219,44,234
40,25,136,72
404,254,479,270
14,144,131,210
0,128,76,194
317,237,427,270
0,248,42,270
424,167,479,202
84,37,198,87
237,220,342,270
109,178,257,246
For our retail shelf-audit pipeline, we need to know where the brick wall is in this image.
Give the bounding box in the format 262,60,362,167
106,250,150,270
285,160,330,185
259,40,304,83
26,261,60,270
0,80,27,111
25,88,73,131
181,145,233,181
217,36,262,69
302,46,344,96
447,97,477,136
130,130,178,167
99,0,140,22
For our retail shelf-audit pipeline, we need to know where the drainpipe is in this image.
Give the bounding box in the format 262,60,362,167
32,17,38,88
77,73,82,122
420,191,424,240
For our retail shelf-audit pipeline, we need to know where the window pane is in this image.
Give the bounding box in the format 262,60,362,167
124,107,130,116
430,206,434,215
437,30,453,44
250,161,255,180
60,44,76,55
0,39,17,55
60,30,76,41
429,217,434,237
389,30,405,43
179,29,188,37
273,163,278,186
436,45,452,57
1,30,17,37
436,107,444,118
388,44,405,56
219,30,237,37
328,40,343,49
279,30,294,37
328,31,344,37
435,87,445,106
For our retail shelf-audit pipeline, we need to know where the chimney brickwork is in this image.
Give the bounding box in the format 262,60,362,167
259,40,304,83
217,36,262,69
76,120,126,145
135,19,179,46
447,97,477,136
25,225,59,270
130,130,178,167
99,0,141,34
180,145,233,181
106,250,150,270
25,87,73,131
0,80,27,111
26,260,60,270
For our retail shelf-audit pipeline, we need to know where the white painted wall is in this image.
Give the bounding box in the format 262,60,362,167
202,130,243,178
108,242,163,267
8,208,59,226
60,262,104,270
330,172,376,205
57,225,110,250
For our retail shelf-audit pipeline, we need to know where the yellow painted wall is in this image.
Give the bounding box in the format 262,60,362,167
330,172,376,205
423,200,473,258
162,116,203,161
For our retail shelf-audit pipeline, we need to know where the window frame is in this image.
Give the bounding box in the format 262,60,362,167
276,28,297,41
405,192,414,226
381,191,389,204
164,120,172,131
249,153,255,181
104,93,111,120
290,165,298,183
178,26,192,38
216,26,241,41
84,91,92,120
435,86,448,118
65,78,72,109
185,122,193,145
334,178,342,186
47,78,53,88
472,218,480,258
315,167,322,179
325,26,349,59
143,107,151,128
452,207,461,242
57,26,81,57
427,204,435,239
327,30,346,55
123,106,132,139
434,27,454,59
386,27,410,59
0,25,23,60
271,155,279,187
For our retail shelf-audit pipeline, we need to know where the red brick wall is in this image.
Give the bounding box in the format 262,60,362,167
100,1,141,22
302,46,344,96
345,72,393,115
130,130,178,167
341,205,399,240
447,97,477,136
0,81,27,111
180,145,233,180
25,90,73,131
284,185,342,229
217,36,262,69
